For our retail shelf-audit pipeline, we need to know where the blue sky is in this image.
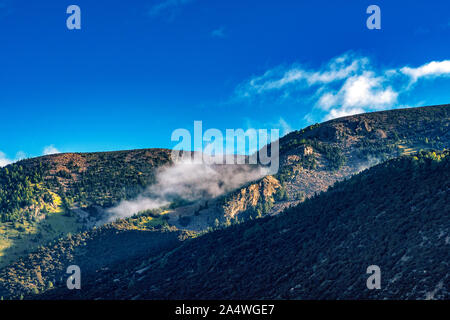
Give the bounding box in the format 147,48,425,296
0,0,449,164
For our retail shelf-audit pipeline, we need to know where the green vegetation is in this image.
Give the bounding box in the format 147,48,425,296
274,184,288,201
112,208,171,231
44,149,172,208
0,149,171,271
0,210,80,268
246,199,274,219
0,210,196,299
279,122,320,152
279,138,346,182
1,149,171,224
309,140,346,170
40,150,449,300
0,163,54,223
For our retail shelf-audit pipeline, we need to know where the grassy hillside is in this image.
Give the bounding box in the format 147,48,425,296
38,150,449,300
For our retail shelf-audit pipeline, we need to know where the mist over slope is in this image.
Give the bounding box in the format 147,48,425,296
103,159,269,223
41,151,449,300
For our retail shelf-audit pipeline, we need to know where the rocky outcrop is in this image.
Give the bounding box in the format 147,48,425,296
223,176,281,218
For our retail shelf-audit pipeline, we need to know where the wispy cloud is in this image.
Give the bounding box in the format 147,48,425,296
148,0,194,19
0,145,62,167
276,117,293,136
0,151,27,167
43,145,60,155
103,159,268,223
15,151,27,161
316,70,398,120
236,55,368,97
235,53,450,121
399,60,450,83
0,151,12,167
211,27,226,38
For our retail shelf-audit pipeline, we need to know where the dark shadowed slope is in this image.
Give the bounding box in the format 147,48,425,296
0,218,196,299
40,151,450,300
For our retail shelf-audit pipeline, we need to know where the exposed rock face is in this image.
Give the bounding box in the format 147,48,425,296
287,155,301,163
223,175,281,218
303,146,313,156
356,120,372,133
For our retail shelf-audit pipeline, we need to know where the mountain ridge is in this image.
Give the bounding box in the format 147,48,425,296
171,104,450,229
0,104,449,299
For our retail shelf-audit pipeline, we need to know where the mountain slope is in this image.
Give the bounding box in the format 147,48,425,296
168,104,450,229
8,148,172,213
0,148,171,266
2,105,449,231
40,151,449,300
0,211,196,299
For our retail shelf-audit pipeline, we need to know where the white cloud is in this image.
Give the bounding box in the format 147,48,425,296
43,145,60,155
276,117,293,136
235,53,450,121
0,150,27,167
400,60,450,82
317,71,398,115
0,146,61,167
236,54,368,98
308,56,368,85
324,107,366,121
0,151,12,167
